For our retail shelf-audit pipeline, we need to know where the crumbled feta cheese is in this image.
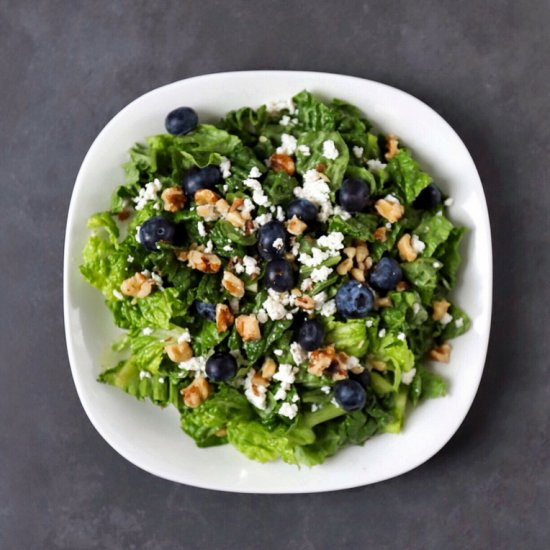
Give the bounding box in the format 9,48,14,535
397,332,406,341
139,370,151,380
320,385,331,395
279,402,298,419
378,328,386,338
311,265,333,283
401,368,417,385
273,387,287,401
272,237,284,251
455,318,464,328
127,255,134,263
411,234,426,254
345,356,360,371
233,262,245,274
257,309,268,324
276,133,298,155
273,363,296,387
135,226,142,243
275,206,286,222
219,156,231,178
300,278,313,292
285,312,294,320
366,319,374,328
133,178,162,211
178,356,206,374
113,289,124,300
266,98,295,115
242,199,256,217
322,139,339,160
158,377,164,384
223,244,233,252
352,145,364,159
244,178,271,207
259,136,268,143
332,205,351,220
293,169,332,222
254,212,273,227
311,403,320,412
412,303,421,315
274,349,283,357
279,114,291,126
150,272,164,289
440,312,453,326
330,397,341,408
320,299,337,317
433,261,442,268
248,166,262,179
384,194,400,204
366,159,387,172
317,232,345,251
203,240,214,253
178,330,191,343
262,293,288,321
244,370,267,409
297,144,311,156
142,327,153,336
242,255,260,276
291,393,300,403
290,342,308,366
444,197,454,206
298,247,329,268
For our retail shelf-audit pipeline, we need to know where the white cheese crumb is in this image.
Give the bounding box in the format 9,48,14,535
139,370,151,380
320,385,331,395
273,387,287,401
266,98,295,115
254,212,273,228
332,205,352,220
397,332,406,341
113,289,124,300
455,318,464,328
322,139,339,160
135,226,142,243
233,262,245,274
279,114,291,126
385,222,392,230
244,370,267,410
320,299,337,317
257,309,268,324
440,312,453,326
311,403,320,412
262,294,288,321
248,166,262,179
433,261,442,268
366,159,387,172
384,194,400,204
311,266,333,283
276,133,298,155
378,328,386,338
278,402,298,419
366,319,374,328
401,368,417,385
444,197,454,206
272,237,284,251
178,356,206,374
297,144,311,156
293,169,332,222
274,349,284,357
300,278,313,292
276,206,286,222
158,377,164,384
178,330,191,343
411,234,426,254
291,394,300,403
219,156,232,178
242,255,260,277
223,244,233,252
150,272,164,289
244,177,270,207
330,397,341,408
127,255,134,263
352,145,364,159
317,232,345,251
203,240,213,253
133,178,162,211
290,342,308,366
412,303,421,315
273,363,297,387
241,199,256,217
142,327,153,336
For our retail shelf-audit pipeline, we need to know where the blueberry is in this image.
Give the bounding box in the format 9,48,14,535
296,318,325,351
349,369,371,389
265,259,295,292
165,107,198,136
194,301,216,322
138,216,177,251
181,165,221,197
335,281,374,319
286,198,318,225
205,352,237,382
337,178,371,213
413,183,442,210
334,380,367,412
368,257,403,291
257,221,288,260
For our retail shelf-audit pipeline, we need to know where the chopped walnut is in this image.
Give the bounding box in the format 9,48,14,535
175,250,188,262
215,427,227,437
252,372,270,387
295,295,315,310
370,359,387,372
222,271,245,298
164,341,193,363
375,296,393,308
216,304,234,333
235,314,261,341
373,227,388,242
429,343,452,363
182,377,213,408
385,134,399,160
261,357,277,380
194,189,220,205
316,162,326,172
336,258,353,275
432,299,451,321
196,204,219,221
351,267,365,282
229,197,244,212
396,281,409,292
215,198,230,215
270,153,296,175
355,245,369,263
225,211,246,229
286,215,307,236
120,272,155,298
375,198,405,223
187,250,222,273
343,246,357,259
308,346,348,381
397,234,418,262
161,186,186,212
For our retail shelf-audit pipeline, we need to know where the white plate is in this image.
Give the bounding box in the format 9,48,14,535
64,71,492,493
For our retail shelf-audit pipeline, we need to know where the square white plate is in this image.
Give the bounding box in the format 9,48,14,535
64,71,492,493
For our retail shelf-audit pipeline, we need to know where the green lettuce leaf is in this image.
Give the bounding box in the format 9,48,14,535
293,90,335,131
401,257,442,304
436,227,465,288
327,213,378,240
387,149,432,204
413,211,454,256
323,316,368,357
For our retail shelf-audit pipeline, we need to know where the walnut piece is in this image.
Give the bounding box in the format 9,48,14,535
182,377,213,408
261,357,277,380
225,211,246,229
194,189,220,205
375,198,405,223
161,186,186,212
397,233,418,262
396,281,409,292
429,343,452,363
351,267,365,282
343,246,356,259
385,134,399,160
222,271,245,298
375,296,393,308
373,227,387,242
295,295,315,310
286,215,308,235
215,198,230,215
120,272,155,298
355,245,369,263
270,153,296,175
187,250,222,273
235,314,261,341
308,346,348,380
164,341,193,363
229,198,245,212
196,204,219,221
432,299,451,321
336,258,353,275
216,304,234,333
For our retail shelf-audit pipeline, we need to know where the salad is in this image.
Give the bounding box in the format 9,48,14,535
80,91,470,466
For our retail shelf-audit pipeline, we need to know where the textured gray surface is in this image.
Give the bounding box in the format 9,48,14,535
1,0,549,548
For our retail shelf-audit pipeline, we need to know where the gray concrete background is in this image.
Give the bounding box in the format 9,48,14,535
1,0,549,548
